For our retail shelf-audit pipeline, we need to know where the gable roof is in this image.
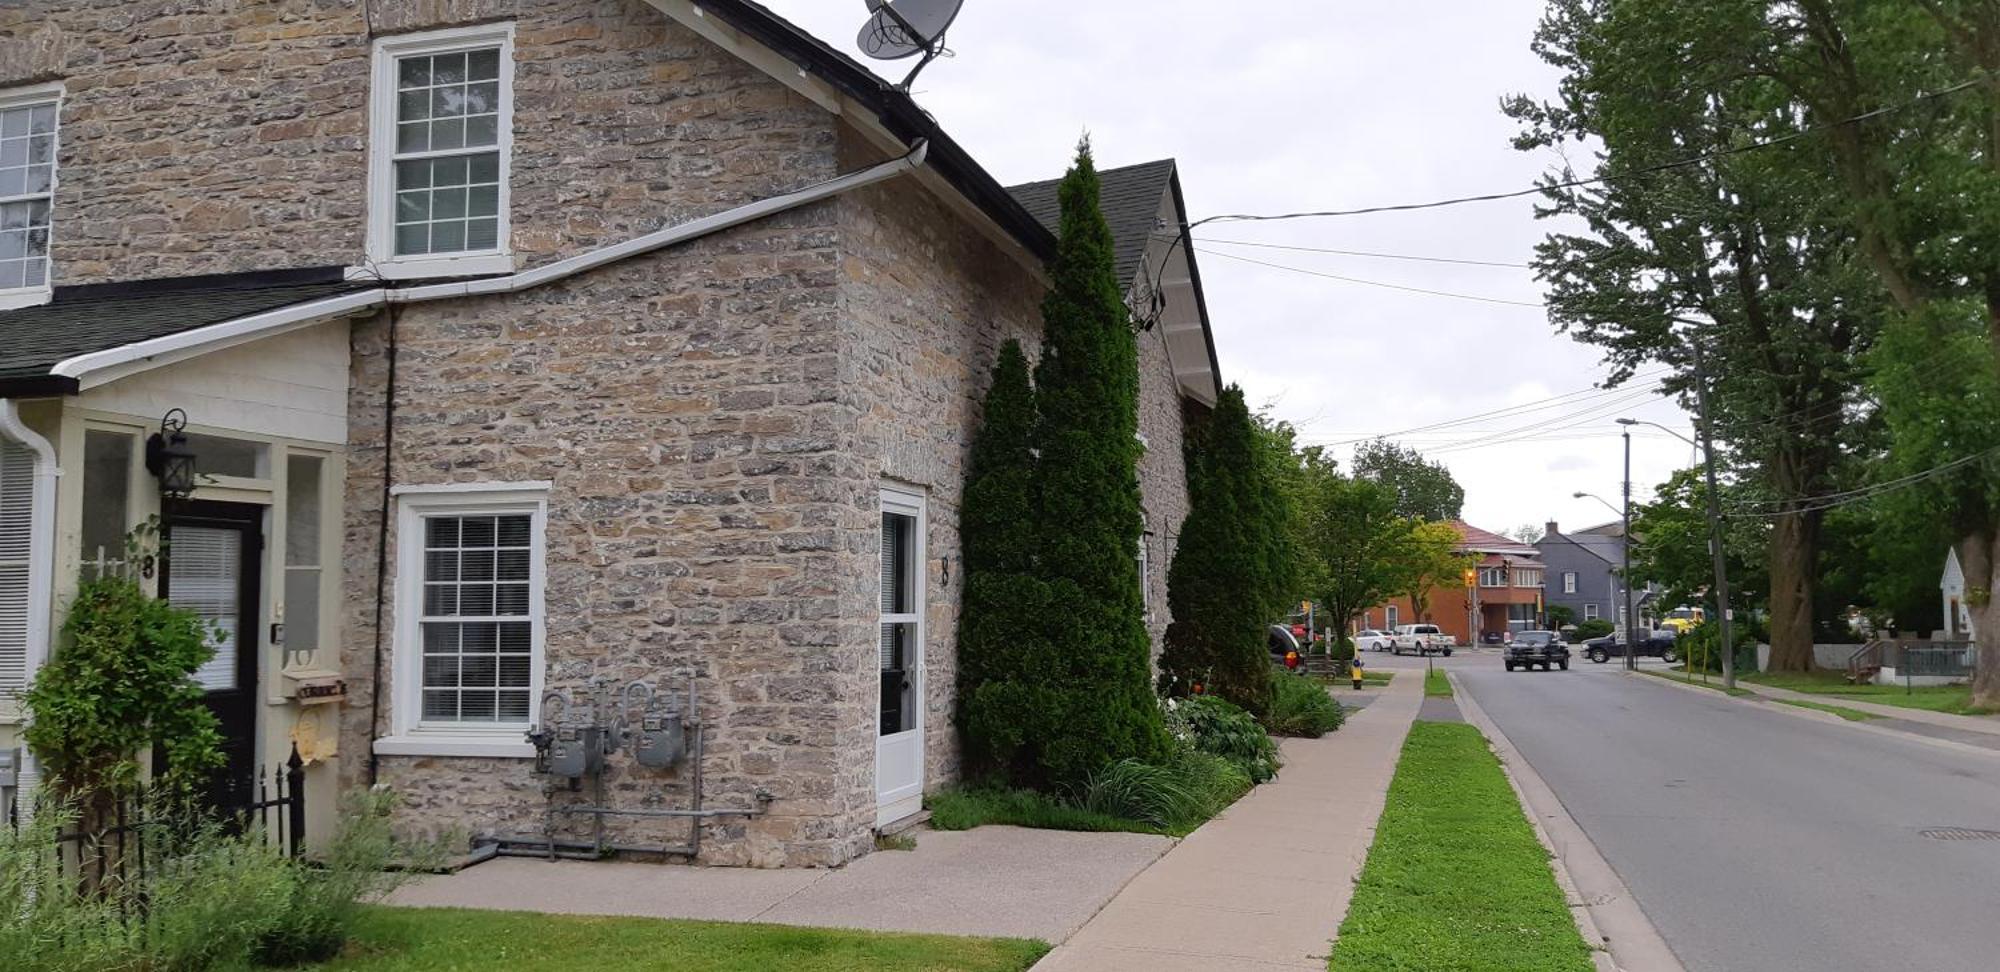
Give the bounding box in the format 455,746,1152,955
1543,529,1623,567
1007,159,1178,288
0,268,368,396
1452,520,1542,558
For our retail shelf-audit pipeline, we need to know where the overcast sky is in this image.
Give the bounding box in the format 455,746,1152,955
762,0,1697,536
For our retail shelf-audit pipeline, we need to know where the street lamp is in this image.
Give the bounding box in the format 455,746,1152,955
1621,417,1737,686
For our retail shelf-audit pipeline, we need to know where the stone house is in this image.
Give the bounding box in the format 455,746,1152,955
0,1,1222,868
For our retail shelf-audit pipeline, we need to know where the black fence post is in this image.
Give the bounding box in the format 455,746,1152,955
285,743,306,859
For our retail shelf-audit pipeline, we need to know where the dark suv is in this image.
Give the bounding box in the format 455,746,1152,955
1582,629,1679,664
1504,630,1570,671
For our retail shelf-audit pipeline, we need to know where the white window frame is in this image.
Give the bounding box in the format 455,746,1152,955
1563,571,1577,594
1584,603,1599,621
1138,515,1152,620
0,82,62,311
364,24,516,281
1478,566,1506,588
374,481,548,758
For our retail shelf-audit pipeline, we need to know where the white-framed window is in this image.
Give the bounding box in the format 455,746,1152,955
1563,571,1577,594
0,83,60,309
1512,568,1543,588
1138,515,1152,619
375,482,547,758
0,436,34,690
1584,603,1599,620
366,25,515,280
1478,566,1506,588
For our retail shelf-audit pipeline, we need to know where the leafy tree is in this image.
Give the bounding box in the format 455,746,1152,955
957,340,1058,782
1627,469,1767,628
1029,140,1167,783
1545,604,1576,630
1398,521,1475,632
1508,1,1883,671
1293,450,1418,650
1352,439,1464,521
1158,386,1285,715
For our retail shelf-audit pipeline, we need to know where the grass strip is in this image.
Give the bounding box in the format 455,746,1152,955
1771,698,1879,722
320,906,1049,971
1742,671,1994,716
1330,723,1594,972
1633,667,1753,697
1424,667,1453,698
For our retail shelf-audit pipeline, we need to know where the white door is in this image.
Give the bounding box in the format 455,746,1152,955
875,487,925,827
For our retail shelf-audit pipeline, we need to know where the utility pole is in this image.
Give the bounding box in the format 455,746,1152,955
1623,427,1636,671
1690,340,1737,688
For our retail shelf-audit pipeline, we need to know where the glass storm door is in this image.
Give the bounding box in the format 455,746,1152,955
160,501,263,815
875,488,925,827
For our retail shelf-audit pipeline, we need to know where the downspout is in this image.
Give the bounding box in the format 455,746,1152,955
364,303,402,787
0,398,59,811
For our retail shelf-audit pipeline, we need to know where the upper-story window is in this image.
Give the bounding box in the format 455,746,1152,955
0,87,59,308
1478,566,1506,588
368,25,514,279
1512,568,1543,588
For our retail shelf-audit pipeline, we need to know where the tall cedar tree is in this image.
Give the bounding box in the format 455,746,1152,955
1031,141,1168,784
1159,386,1280,715
955,340,1058,780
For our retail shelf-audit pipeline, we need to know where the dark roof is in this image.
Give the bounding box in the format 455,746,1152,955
1006,159,1178,287
0,267,367,396
694,0,1056,263
1452,520,1543,558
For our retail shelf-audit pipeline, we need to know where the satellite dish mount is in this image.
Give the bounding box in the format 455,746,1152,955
857,0,966,90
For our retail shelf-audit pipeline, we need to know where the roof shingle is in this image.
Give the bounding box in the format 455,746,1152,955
1006,159,1178,287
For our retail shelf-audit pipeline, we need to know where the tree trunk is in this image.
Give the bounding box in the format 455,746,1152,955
1766,507,1821,672
1961,532,2000,710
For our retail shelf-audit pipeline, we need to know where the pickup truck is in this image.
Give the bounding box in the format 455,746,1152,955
1389,624,1453,657
1582,629,1679,664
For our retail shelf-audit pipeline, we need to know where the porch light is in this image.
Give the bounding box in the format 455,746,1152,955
146,408,197,500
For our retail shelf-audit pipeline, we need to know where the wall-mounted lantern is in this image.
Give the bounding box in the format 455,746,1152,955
145,408,197,501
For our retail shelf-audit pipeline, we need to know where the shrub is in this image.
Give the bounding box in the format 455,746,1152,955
1070,751,1250,832
1266,673,1345,738
255,788,438,965
1572,618,1616,640
1165,694,1279,783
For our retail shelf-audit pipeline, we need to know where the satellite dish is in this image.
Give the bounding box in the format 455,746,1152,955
857,0,965,87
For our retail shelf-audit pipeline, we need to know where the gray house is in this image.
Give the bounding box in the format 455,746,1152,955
1538,520,1655,634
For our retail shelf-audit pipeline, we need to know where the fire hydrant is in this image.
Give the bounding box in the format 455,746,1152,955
1350,658,1365,690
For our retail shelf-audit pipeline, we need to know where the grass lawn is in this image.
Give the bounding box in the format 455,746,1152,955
1634,667,1753,697
1330,723,1594,972
1771,698,1880,722
1424,667,1452,698
926,787,1165,836
316,906,1049,972
1742,670,1992,715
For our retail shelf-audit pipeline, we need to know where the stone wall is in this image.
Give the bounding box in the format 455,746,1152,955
1,0,832,286
1136,299,1191,650
833,124,1047,796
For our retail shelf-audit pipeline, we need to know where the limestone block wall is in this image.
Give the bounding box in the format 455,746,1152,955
1,0,833,286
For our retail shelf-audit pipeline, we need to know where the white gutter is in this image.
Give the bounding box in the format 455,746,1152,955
51,140,931,389
0,398,58,813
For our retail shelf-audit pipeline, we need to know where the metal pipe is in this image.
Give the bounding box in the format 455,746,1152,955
487,834,698,859
549,802,769,820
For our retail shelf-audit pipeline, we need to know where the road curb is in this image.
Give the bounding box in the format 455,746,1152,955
1449,671,1686,972
1623,670,2000,762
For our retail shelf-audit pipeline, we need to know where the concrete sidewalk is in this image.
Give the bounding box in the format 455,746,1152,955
389,824,1172,943
1033,671,1424,971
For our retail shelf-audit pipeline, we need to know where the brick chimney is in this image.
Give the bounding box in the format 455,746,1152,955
1545,520,1559,539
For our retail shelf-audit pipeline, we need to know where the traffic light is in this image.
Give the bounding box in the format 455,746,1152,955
1462,567,1477,588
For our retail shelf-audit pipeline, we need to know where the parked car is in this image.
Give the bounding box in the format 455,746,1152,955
1355,628,1392,652
1582,629,1679,664
1390,624,1453,657
1504,630,1570,671
1268,624,1301,657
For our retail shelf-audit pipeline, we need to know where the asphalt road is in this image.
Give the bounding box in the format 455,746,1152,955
1400,649,2000,972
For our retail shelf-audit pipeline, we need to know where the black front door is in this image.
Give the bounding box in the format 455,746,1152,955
159,501,263,814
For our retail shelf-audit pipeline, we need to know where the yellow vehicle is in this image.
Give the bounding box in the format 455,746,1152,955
1659,607,1705,635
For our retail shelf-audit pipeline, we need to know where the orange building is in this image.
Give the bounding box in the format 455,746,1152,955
1357,521,1545,646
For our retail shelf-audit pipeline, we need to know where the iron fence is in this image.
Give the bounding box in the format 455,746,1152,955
1902,646,1977,680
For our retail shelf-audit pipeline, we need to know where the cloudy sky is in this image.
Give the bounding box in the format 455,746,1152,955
762,0,1698,535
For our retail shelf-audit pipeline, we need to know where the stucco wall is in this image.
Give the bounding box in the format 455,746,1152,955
1,0,832,286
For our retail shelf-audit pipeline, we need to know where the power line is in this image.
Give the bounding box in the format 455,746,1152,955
1424,387,1671,455
1196,247,1548,307
1303,370,1672,447
1725,446,2000,518
1187,235,1530,268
